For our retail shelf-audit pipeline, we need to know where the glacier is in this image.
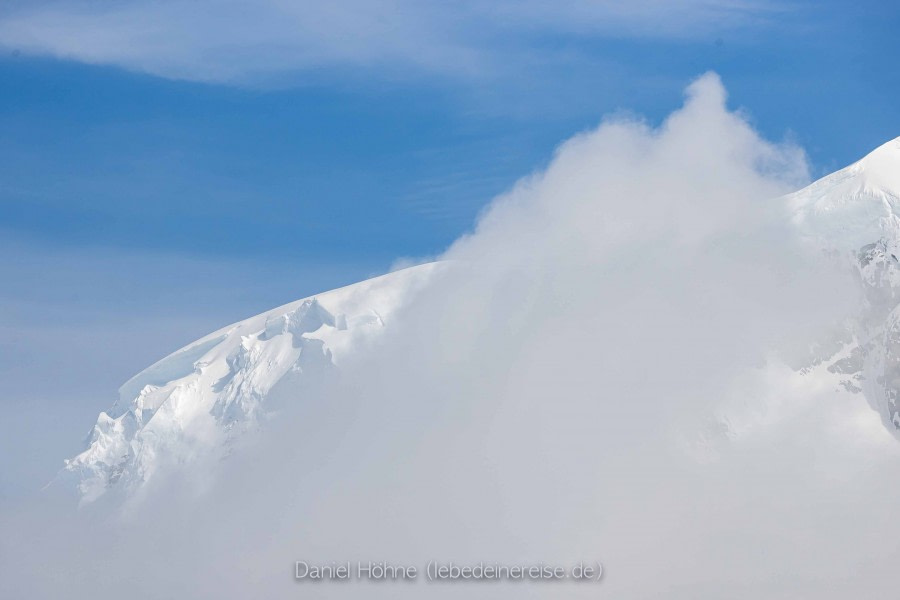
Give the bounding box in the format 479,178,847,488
59,137,900,505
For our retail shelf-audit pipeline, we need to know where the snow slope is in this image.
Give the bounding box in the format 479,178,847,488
788,137,900,434
58,263,438,504
789,136,900,251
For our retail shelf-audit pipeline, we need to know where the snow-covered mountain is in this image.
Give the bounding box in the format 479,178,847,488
788,137,900,434
58,263,438,504
59,137,900,505
789,137,900,251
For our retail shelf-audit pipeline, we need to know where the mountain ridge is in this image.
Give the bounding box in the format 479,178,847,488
58,136,900,504
58,262,438,504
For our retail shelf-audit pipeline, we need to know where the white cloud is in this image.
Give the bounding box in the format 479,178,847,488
4,73,898,598
0,1,781,84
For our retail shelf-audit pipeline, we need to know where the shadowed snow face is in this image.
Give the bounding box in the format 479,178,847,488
5,73,900,599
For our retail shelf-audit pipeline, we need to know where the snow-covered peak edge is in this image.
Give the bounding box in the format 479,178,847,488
56,262,439,505
788,136,900,251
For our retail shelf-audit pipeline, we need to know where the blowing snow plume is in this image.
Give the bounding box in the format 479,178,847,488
4,73,900,599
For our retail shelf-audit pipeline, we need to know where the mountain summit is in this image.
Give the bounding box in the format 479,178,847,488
789,136,900,250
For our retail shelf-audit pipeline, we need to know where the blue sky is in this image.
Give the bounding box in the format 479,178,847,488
2,1,898,266
1,0,899,495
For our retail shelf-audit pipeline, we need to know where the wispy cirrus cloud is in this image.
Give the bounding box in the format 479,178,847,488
0,0,784,84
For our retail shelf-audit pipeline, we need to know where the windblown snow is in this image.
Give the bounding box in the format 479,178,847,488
60,137,900,504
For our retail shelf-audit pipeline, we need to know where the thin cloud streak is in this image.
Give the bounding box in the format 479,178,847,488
0,0,780,84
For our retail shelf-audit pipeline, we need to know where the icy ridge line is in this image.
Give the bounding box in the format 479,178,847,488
57,263,437,504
